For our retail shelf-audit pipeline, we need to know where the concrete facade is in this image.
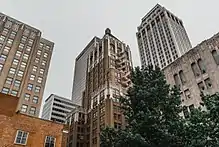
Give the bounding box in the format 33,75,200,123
0,93,67,147
67,28,132,147
0,13,54,117
137,4,192,69
163,32,219,114
42,94,79,124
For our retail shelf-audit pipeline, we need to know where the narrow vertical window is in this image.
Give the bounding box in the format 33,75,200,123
197,59,206,74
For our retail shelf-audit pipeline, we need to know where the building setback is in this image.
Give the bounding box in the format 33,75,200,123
0,13,54,117
42,94,79,124
163,32,219,117
0,93,67,147
137,4,192,69
67,28,133,147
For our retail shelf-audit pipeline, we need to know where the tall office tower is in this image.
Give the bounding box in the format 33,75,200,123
67,28,132,147
0,13,54,117
42,94,79,124
136,4,192,69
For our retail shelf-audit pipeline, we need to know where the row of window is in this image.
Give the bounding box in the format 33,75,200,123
21,105,36,115
15,130,55,146
24,93,39,104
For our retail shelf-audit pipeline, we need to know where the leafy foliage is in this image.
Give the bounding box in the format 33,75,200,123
100,66,219,147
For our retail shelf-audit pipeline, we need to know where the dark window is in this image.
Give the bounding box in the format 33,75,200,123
179,70,186,84
197,59,206,74
44,136,55,147
191,62,200,77
212,50,219,65
173,74,180,88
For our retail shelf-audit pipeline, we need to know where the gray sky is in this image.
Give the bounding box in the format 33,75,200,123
2,0,219,105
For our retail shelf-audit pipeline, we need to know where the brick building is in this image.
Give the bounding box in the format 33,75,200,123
0,93,67,147
69,28,132,147
163,32,219,116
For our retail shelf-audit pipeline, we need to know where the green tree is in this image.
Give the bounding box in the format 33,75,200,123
101,66,219,147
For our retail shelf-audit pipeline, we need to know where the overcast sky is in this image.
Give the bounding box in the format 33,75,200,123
2,0,219,107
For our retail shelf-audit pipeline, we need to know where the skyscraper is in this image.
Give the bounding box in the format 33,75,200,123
0,13,54,117
42,94,79,124
68,28,133,147
136,4,192,69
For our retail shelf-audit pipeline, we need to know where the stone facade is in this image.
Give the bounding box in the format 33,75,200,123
163,33,219,114
0,93,67,147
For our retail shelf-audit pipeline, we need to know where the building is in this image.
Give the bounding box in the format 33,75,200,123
68,28,132,147
0,93,67,147
42,94,79,124
136,4,192,69
163,32,219,117
0,13,54,117
72,37,100,106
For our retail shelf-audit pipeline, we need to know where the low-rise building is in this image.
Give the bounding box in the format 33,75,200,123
163,32,219,115
0,93,67,147
42,94,79,124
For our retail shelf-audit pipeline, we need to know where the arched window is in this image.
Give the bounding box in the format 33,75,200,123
173,74,180,88
191,62,200,77
94,50,97,61
179,70,186,84
197,59,206,74
212,50,219,65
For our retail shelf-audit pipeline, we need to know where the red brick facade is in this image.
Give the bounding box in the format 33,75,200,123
0,93,67,147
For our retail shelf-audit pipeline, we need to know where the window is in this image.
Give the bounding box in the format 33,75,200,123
179,70,186,84
35,86,40,93
16,51,22,57
2,87,9,94
14,130,28,145
0,64,3,71
7,39,13,45
20,62,27,69
173,74,180,88
21,36,27,42
198,81,205,91
46,45,50,50
189,104,195,113
44,53,48,58
23,54,29,60
35,58,39,63
0,54,7,62
2,28,8,35
37,50,42,56
39,43,44,48
185,89,191,99
0,35,6,43
30,74,35,81
24,93,30,101
212,50,219,65
17,71,24,77
21,105,28,112
40,68,44,75
12,59,19,66
11,90,18,96
14,80,21,88
44,136,55,147
26,46,31,52
9,68,16,74
19,43,25,49
29,106,36,115
183,106,189,118
37,77,43,83
33,66,37,72
197,59,206,74
191,63,200,77
42,60,46,66
5,77,13,84
33,96,39,104
204,78,212,89
27,83,33,90
3,46,10,53
10,31,16,38
28,39,33,45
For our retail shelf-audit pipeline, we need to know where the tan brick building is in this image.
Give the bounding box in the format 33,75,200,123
68,28,132,147
0,93,67,147
163,32,219,116
0,13,54,117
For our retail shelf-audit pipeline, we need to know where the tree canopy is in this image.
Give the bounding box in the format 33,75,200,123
100,66,219,147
